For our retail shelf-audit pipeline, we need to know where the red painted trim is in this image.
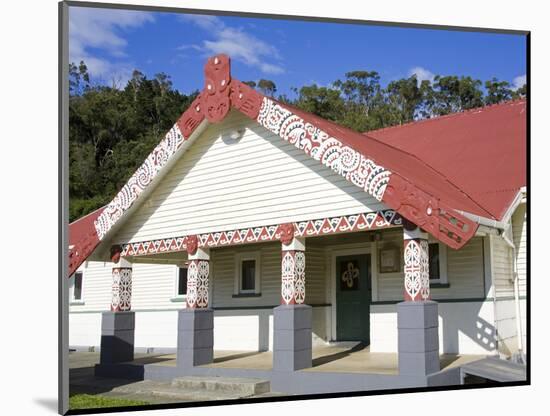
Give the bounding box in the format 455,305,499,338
177,94,205,138
230,80,263,120
384,174,477,249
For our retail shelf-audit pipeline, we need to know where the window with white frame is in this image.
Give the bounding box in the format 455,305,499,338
235,252,261,296
428,242,448,285
69,270,84,303
172,264,188,301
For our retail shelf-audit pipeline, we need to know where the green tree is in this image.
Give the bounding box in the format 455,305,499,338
485,78,513,105
512,82,527,99
334,71,381,112
257,79,277,96
69,61,91,95
292,84,345,122
69,61,196,222
385,75,425,124
426,75,483,116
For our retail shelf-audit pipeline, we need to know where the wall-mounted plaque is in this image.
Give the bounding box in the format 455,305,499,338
379,246,400,273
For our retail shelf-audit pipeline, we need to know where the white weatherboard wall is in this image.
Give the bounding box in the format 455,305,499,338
113,110,386,244
484,202,528,358
512,202,527,352
491,232,519,356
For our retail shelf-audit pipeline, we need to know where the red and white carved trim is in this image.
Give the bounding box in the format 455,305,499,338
186,259,209,308
111,267,132,312
281,250,306,305
257,98,392,201
119,209,402,257
403,238,430,302
94,124,187,240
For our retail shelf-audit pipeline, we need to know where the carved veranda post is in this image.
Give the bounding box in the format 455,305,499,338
97,245,135,368
397,220,440,376
176,235,214,368
280,223,306,305
403,225,431,302
273,224,312,371
184,235,210,309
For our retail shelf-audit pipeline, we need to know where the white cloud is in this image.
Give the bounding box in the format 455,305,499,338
178,14,285,75
408,66,435,86
512,74,526,90
178,14,221,31
69,7,154,85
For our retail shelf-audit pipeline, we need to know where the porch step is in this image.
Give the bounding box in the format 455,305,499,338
171,376,270,396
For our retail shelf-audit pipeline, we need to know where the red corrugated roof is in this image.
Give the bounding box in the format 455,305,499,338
69,206,104,247
364,100,526,221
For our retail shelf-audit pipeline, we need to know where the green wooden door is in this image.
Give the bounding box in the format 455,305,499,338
336,254,371,343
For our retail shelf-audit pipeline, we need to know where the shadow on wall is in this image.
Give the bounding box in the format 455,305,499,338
439,302,496,354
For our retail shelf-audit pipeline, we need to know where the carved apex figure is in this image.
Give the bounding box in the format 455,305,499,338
201,54,232,123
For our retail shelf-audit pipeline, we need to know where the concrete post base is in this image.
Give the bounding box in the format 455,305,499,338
177,308,214,368
99,311,135,364
273,304,312,371
397,300,440,376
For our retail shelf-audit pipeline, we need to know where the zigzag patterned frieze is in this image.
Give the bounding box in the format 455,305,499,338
120,210,402,256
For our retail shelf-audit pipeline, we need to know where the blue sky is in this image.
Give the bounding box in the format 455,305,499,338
69,6,527,96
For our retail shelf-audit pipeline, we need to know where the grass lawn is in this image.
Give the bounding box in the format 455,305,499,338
69,394,150,410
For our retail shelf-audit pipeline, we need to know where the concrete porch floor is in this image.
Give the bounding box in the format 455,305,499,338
128,344,484,375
